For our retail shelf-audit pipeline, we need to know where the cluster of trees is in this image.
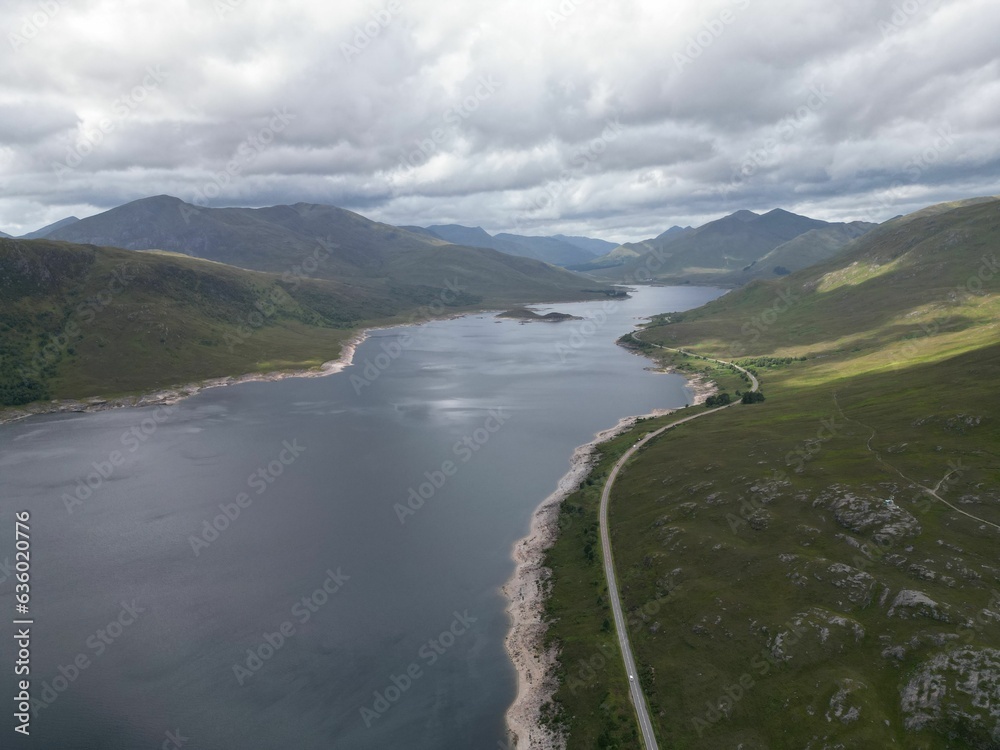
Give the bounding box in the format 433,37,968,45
705,393,732,407
706,390,766,408
0,327,53,406
737,356,805,369
0,378,49,406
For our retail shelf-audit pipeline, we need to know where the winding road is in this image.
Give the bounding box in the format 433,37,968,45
599,339,758,749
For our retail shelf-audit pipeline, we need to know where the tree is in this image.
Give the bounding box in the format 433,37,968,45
705,393,732,408
742,391,766,404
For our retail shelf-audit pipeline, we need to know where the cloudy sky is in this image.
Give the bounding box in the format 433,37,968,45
2,0,999,241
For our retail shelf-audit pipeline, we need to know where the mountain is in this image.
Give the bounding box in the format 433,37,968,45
653,197,1000,359
423,224,606,267
0,233,617,409
0,230,10,238
19,216,80,239
547,197,1000,748
46,196,612,302
551,234,619,256
423,224,497,249
576,209,840,282
654,225,694,242
570,225,694,271
607,208,832,283
492,233,601,266
738,221,877,280
0,237,357,406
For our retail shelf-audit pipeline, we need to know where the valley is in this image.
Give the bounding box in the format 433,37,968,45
539,197,1000,748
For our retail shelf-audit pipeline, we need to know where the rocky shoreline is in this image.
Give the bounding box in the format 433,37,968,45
0,330,370,426
501,369,716,748
2,310,719,750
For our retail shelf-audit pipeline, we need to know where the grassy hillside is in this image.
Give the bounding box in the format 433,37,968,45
739,221,876,281
587,209,832,284
542,198,1000,748
422,224,599,266
0,236,612,410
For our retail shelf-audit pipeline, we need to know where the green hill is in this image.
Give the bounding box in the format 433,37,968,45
570,225,692,271
542,198,1000,748
738,221,877,281
19,215,81,239
0,236,613,411
587,209,832,283
421,224,602,267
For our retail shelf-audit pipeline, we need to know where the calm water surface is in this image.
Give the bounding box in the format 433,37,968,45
0,285,725,749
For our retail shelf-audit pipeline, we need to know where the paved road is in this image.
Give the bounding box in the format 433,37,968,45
598,340,758,749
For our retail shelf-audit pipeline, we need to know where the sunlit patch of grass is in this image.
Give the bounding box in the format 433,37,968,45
815,257,904,293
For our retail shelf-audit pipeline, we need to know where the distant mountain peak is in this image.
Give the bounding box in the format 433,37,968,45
18,215,82,240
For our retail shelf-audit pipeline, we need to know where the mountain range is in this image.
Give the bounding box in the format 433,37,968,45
548,195,1000,748
577,209,878,285
413,224,614,267
0,196,626,411
44,196,616,299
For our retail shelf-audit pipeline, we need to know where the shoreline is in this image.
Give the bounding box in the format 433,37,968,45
0,294,634,427
2,296,718,748
0,328,375,426
501,366,716,749
0,306,534,427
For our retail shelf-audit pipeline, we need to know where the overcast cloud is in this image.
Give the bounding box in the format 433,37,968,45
2,0,999,241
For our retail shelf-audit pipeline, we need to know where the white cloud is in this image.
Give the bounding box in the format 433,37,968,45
1,0,998,239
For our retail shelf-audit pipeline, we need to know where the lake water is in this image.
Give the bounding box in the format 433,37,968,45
0,285,725,749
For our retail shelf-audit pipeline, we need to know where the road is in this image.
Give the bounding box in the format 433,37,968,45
598,340,758,749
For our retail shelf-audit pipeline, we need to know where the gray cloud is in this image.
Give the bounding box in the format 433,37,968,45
1,0,998,241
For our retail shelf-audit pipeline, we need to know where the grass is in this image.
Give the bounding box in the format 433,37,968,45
0,237,617,412
542,199,1000,748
